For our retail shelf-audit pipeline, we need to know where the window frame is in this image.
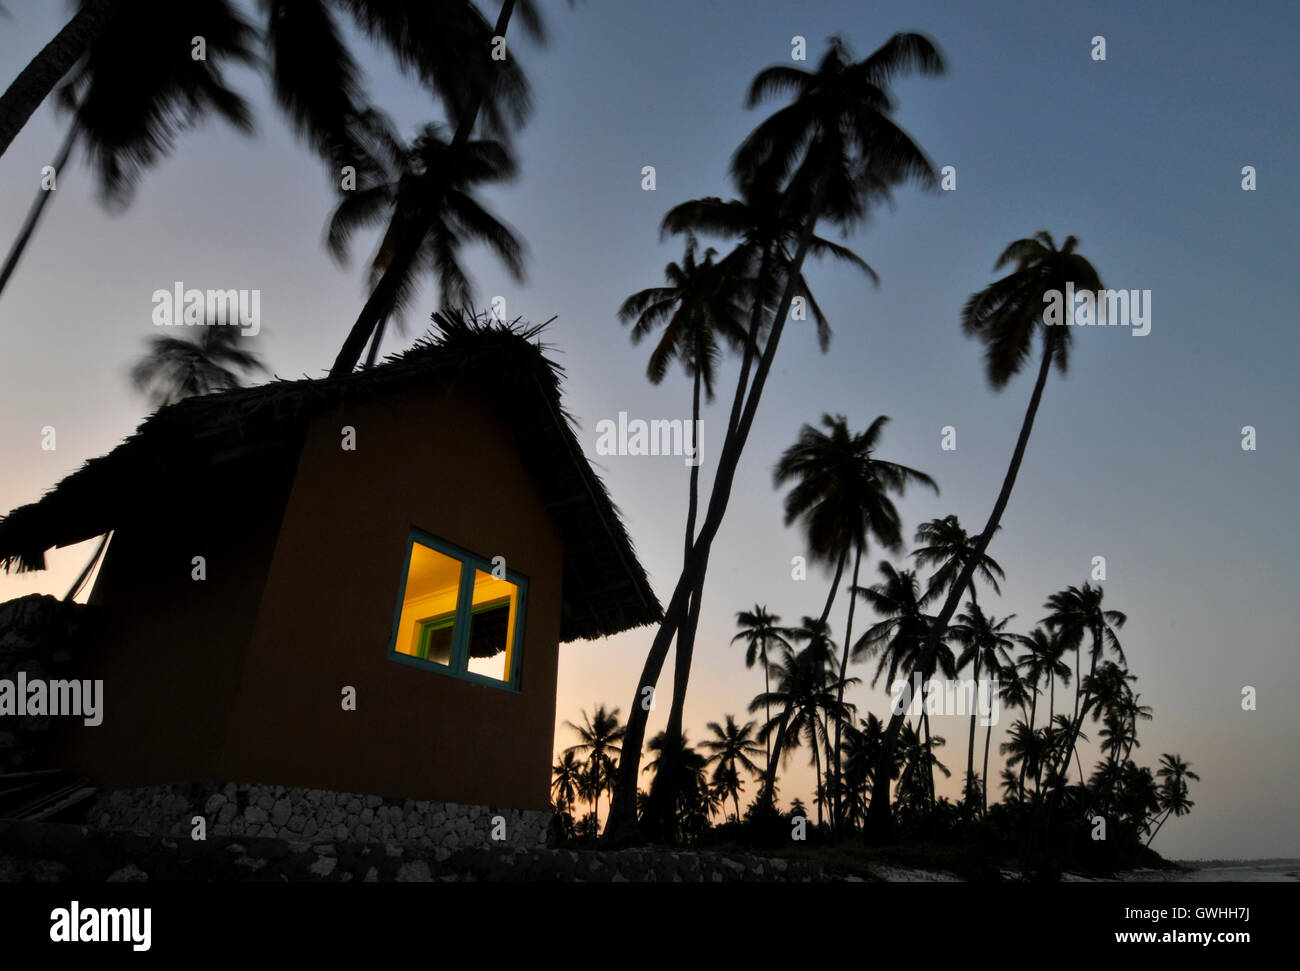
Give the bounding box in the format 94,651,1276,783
387,527,529,692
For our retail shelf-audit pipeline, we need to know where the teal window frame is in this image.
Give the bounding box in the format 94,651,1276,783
387,528,529,692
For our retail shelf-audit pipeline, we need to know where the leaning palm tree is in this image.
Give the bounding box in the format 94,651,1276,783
911,515,1004,607
2,1,542,301
1146,754,1199,848
607,34,944,841
562,705,625,834
326,0,556,375
948,604,1016,812
130,325,267,408
1042,583,1126,783
1,1,257,301
698,715,765,822
730,606,793,764
325,121,524,365
867,231,1106,836
774,413,936,829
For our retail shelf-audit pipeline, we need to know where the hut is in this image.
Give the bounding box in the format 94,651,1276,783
0,316,660,845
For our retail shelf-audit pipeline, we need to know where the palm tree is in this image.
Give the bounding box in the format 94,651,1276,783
327,0,551,375
699,715,765,821
130,325,267,408
325,122,523,366
643,731,714,842
1042,583,1126,783
619,237,750,839
550,750,584,816
1,1,257,301
562,705,625,834
948,604,1016,812
0,0,115,160
751,637,854,823
2,1,539,301
607,34,943,841
730,606,793,764
1146,754,1199,848
896,721,948,813
911,515,1004,607
853,563,954,809
774,413,936,829
868,231,1105,836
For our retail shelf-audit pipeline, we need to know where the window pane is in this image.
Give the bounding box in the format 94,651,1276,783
465,569,519,682
395,542,463,664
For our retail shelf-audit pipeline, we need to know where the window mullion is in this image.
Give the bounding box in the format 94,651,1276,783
451,560,474,673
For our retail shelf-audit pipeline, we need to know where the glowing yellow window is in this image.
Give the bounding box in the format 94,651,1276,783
389,531,527,689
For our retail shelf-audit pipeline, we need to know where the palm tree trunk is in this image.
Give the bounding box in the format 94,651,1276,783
868,340,1056,839
363,316,387,368
1144,808,1171,848
607,172,831,842
642,366,707,841
1019,688,1037,802
831,543,862,831
981,713,993,814
761,704,794,805
328,0,521,376
63,530,109,602
921,708,935,810
0,119,79,300
0,0,113,162
812,726,823,829
1057,648,1099,784
965,653,980,808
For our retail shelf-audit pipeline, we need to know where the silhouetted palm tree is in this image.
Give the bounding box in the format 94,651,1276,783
551,750,583,816
949,604,1016,812
1,1,256,301
130,326,266,408
774,413,936,829
854,562,953,809
608,34,943,841
325,122,523,366
912,515,1004,607
1042,583,1126,782
868,231,1105,835
563,705,625,834
699,715,764,821
731,606,793,765
620,238,751,838
1146,754,1199,848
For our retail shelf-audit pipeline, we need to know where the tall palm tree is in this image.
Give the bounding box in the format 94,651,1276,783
730,606,793,764
774,413,936,829
948,604,1016,812
607,34,944,841
1042,583,1126,782
867,231,1105,837
0,0,114,160
895,721,948,813
2,1,539,301
562,705,625,834
1,0,257,301
643,731,714,842
698,715,765,821
325,122,524,365
620,238,750,839
130,325,267,408
1013,628,1068,795
620,238,750,563
327,1,552,375
1146,754,1199,848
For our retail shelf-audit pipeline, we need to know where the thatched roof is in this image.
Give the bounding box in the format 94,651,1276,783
0,315,661,642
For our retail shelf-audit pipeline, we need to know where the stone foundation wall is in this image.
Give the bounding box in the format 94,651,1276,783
89,782,552,858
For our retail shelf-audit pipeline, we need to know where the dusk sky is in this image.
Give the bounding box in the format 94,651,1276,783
1,0,1296,860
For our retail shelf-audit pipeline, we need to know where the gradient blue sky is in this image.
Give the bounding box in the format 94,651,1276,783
1,0,1297,859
